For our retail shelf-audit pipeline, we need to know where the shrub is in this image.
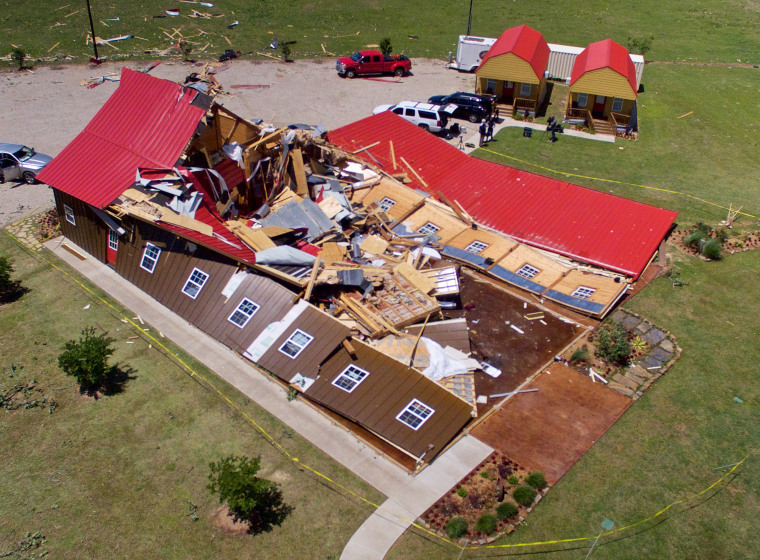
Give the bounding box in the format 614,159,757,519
58,326,115,393
11,47,26,70
480,470,490,479
595,322,632,365
570,347,589,363
507,475,518,485
280,43,293,62
496,501,518,520
715,228,730,243
457,487,468,498
701,237,722,260
379,37,393,55
445,516,468,539
626,35,654,56
525,471,547,489
475,514,498,535
208,455,293,534
513,485,536,506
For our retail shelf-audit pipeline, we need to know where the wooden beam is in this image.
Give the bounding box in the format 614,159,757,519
291,148,309,196
389,140,397,170
352,141,380,154
408,313,430,366
303,256,321,302
400,157,429,191
391,198,426,227
435,190,473,226
342,339,358,359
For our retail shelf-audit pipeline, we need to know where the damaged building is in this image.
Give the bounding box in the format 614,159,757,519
37,68,676,470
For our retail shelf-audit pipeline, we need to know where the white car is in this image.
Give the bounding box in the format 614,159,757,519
373,101,457,133
0,143,53,184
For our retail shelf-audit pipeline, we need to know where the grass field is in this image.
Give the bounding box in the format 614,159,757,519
4,1,760,65
0,234,382,558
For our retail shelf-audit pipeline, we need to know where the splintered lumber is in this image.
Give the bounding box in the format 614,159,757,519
389,140,397,169
225,220,276,250
291,148,309,196
392,198,426,226
408,313,430,366
524,312,545,321
394,262,435,294
158,209,213,236
436,190,472,226
240,127,288,149
342,339,358,359
400,157,428,190
303,256,321,302
352,141,380,155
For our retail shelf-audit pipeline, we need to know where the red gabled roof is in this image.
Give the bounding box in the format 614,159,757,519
329,112,677,279
478,24,550,81
570,39,637,97
37,68,207,209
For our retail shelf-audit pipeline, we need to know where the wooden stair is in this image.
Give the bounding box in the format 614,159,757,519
592,118,615,136
495,103,513,120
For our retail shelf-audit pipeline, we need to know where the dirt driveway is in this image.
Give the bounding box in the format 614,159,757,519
0,58,473,226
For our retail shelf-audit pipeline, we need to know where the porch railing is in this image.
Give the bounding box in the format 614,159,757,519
610,112,631,132
565,108,594,132
513,97,536,114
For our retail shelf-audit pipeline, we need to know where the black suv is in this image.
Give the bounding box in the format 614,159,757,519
427,92,495,123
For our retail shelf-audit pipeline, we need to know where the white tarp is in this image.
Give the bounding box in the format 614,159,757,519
421,338,480,381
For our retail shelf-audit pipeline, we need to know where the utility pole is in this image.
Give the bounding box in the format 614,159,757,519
467,0,473,36
86,0,99,61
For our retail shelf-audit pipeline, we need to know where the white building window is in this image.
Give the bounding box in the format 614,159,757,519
279,329,313,359
182,267,209,299
577,93,588,107
417,222,440,235
572,286,596,300
516,264,540,279
396,399,434,430
485,78,496,93
332,364,369,393
465,241,489,254
108,229,119,251
140,243,161,273
520,83,532,96
63,204,76,226
612,97,624,112
228,297,260,328
378,197,396,212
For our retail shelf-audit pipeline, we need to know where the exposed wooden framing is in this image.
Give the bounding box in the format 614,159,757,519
435,190,473,227
240,127,288,150
391,198,426,226
400,157,429,190
408,313,430,366
222,116,241,145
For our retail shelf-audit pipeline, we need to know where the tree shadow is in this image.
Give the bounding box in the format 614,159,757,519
101,363,138,396
0,282,30,304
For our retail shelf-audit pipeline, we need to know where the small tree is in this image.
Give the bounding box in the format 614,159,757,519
208,455,293,534
445,516,468,539
11,47,26,70
626,35,654,56
280,43,293,63
379,37,393,56
512,485,536,506
58,327,115,394
0,256,14,296
595,322,632,365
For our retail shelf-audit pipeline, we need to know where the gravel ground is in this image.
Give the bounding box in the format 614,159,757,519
0,58,474,226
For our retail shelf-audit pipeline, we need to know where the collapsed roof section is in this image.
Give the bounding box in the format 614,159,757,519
329,111,677,280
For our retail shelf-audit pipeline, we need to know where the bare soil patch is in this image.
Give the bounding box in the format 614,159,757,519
211,505,250,536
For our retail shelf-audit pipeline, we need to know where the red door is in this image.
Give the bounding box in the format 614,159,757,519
502,80,515,102
593,95,607,117
106,229,118,265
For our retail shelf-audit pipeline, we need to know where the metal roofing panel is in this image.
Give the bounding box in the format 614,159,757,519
570,39,638,97
37,68,207,209
329,112,677,279
478,24,550,80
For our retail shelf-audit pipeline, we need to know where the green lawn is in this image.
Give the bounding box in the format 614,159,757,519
0,234,382,559
5,1,760,65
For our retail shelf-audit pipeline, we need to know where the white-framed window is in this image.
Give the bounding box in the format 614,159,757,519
486,78,496,93
612,97,624,112
227,297,260,328
465,241,489,254
572,286,596,300
108,229,119,251
516,264,540,279
520,83,532,96
140,243,161,273
577,93,588,107
332,364,369,393
63,204,76,226
182,267,209,299
505,80,514,88
378,197,396,212
396,399,435,430
279,329,313,359
417,222,440,235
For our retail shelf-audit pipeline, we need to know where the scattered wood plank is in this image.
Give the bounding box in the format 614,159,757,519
677,111,693,119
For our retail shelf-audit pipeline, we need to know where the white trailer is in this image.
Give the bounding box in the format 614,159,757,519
450,35,497,72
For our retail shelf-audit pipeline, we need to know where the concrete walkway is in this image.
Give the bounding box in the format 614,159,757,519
44,237,493,559
458,116,614,155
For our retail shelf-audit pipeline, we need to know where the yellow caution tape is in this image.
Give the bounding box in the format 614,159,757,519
2,219,750,554
480,148,759,220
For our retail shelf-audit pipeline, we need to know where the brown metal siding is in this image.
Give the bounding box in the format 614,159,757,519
116,219,297,353
257,306,351,381
307,340,472,459
403,319,471,355
54,189,107,263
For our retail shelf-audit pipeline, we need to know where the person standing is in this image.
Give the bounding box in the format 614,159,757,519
479,121,487,146
486,117,495,142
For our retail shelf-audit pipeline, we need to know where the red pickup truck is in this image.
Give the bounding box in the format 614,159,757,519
336,50,412,79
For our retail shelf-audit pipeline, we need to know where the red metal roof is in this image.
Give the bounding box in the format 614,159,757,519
478,24,550,81
570,39,638,97
37,68,207,209
329,112,677,279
